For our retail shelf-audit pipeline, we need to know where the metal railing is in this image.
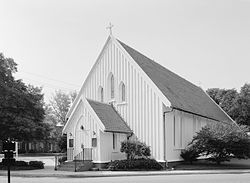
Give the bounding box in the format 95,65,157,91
73,148,92,172
54,153,67,170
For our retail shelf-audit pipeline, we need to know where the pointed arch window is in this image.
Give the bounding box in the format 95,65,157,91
108,73,115,100
119,82,126,102
111,75,114,99
98,86,104,102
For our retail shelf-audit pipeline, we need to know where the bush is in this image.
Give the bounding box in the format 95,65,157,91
190,123,250,164
108,158,163,170
29,161,44,169
120,140,151,159
0,160,44,170
180,146,199,164
15,161,29,167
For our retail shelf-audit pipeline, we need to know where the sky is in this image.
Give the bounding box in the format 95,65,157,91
1,0,249,102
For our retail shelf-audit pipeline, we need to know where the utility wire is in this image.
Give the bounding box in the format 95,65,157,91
18,70,81,87
21,77,79,92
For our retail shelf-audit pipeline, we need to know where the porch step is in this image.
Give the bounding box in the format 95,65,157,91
77,160,93,171
56,160,93,172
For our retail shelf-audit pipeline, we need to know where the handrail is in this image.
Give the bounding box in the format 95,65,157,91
73,148,93,172
54,153,66,170
74,150,84,172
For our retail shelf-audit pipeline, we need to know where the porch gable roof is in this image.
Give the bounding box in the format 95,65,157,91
87,99,132,134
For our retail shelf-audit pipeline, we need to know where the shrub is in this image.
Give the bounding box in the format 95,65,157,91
108,158,163,170
15,161,29,167
120,140,151,159
190,123,250,164
0,160,44,170
29,161,44,169
180,146,200,164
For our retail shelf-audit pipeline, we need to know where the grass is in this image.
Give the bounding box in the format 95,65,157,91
173,160,250,170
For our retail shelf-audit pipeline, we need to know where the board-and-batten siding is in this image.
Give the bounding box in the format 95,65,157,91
164,108,216,162
78,40,164,161
67,100,101,161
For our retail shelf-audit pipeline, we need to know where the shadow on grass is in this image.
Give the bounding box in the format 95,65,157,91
173,160,250,170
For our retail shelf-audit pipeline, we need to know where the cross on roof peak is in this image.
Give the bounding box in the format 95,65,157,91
106,22,114,35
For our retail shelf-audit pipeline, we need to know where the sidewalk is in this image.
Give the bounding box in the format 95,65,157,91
0,166,250,178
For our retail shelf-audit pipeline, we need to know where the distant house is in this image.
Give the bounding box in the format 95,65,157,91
17,141,59,153
63,35,234,167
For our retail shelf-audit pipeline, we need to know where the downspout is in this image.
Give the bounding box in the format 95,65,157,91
163,106,173,169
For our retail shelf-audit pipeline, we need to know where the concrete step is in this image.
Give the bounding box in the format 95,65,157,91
77,160,93,171
56,160,93,172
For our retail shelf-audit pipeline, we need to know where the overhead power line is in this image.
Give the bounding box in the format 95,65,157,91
21,77,79,92
18,70,81,87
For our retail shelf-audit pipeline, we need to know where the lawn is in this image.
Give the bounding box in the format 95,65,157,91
173,159,250,170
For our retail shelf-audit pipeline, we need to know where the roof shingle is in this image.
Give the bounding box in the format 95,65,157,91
87,99,132,133
118,39,233,123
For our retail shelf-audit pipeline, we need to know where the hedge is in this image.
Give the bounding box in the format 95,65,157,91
108,158,163,170
0,160,44,170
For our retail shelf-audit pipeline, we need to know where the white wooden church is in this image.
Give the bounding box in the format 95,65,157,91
63,35,234,167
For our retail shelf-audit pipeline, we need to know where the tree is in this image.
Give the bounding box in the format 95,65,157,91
207,85,250,126
49,90,77,125
58,134,67,152
190,123,250,164
234,84,250,126
0,53,49,141
206,88,238,118
46,90,77,151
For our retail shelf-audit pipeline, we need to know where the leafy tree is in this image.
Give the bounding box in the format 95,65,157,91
207,85,250,126
46,90,77,151
49,90,77,125
0,53,49,141
206,88,238,117
234,84,250,126
58,134,67,152
190,123,250,164
120,140,151,160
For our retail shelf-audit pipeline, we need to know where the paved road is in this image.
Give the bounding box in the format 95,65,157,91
1,173,250,183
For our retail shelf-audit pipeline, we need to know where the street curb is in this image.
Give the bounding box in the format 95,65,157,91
1,169,250,178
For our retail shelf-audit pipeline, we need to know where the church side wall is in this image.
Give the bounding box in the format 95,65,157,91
77,39,168,161
164,109,215,162
99,132,127,163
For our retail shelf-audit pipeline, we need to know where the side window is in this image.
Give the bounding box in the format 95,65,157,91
108,73,115,100
98,86,104,102
69,139,74,148
173,112,183,149
113,133,117,150
92,138,97,148
119,82,126,102
111,75,114,99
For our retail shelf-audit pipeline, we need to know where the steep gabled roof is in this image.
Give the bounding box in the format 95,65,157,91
118,39,233,123
87,99,132,134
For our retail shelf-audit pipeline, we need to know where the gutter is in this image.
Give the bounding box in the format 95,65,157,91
163,106,174,169
172,107,220,123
